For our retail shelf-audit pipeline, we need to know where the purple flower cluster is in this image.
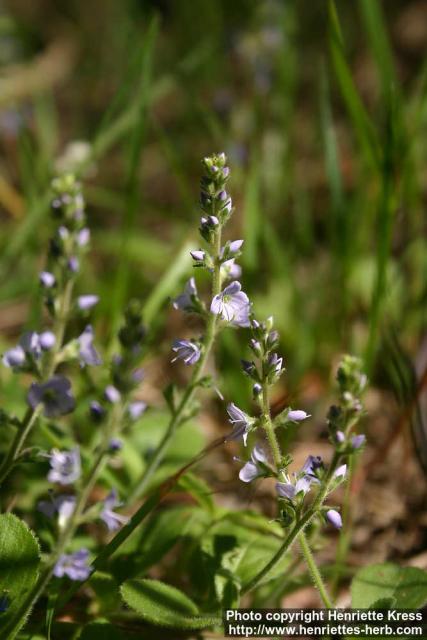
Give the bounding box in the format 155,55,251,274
2,330,56,370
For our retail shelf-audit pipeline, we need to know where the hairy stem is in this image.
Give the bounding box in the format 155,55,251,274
298,529,333,608
129,228,223,501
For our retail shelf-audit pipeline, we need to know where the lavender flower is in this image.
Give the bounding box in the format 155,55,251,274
326,509,342,529
238,443,268,483
68,256,79,273
210,281,250,327
221,258,242,280
226,403,253,445
39,271,55,288
77,228,90,246
104,385,121,403
109,438,123,451
173,278,198,312
266,353,284,380
287,409,310,422
53,549,92,581
335,430,345,443
351,434,366,449
38,494,76,528
190,250,205,262
39,331,56,351
334,464,347,479
27,375,75,417
77,325,102,366
77,295,99,311
276,475,312,500
20,332,41,358
171,339,201,365
2,345,25,368
100,490,129,531
302,455,323,480
128,401,147,420
47,447,81,485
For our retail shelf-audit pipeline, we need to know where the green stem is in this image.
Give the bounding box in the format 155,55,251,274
129,229,223,501
331,451,355,595
298,530,333,608
261,385,282,469
260,382,334,606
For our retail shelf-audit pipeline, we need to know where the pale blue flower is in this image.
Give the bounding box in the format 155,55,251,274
100,489,129,531
104,385,121,404
78,325,102,366
77,295,99,310
326,509,342,529
39,271,55,288
47,447,81,485
238,443,268,483
2,345,25,368
287,409,310,422
172,339,201,365
54,549,91,581
128,401,147,420
28,376,75,417
173,278,198,312
226,402,252,445
210,281,250,327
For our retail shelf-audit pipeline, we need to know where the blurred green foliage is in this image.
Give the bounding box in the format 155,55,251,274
0,0,426,398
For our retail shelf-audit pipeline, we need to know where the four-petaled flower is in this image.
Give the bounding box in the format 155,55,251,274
238,443,269,483
38,494,76,528
100,489,129,531
171,339,201,365
47,447,81,485
173,278,198,312
220,258,241,280
210,281,250,327
276,474,312,500
226,402,253,445
27,375,75,417
54,549,92,581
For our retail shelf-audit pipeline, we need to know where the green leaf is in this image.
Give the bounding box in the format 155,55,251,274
0,514,41,637
351,563,427,609
120,578,219,630
177,472,215,514
79,620,125,640
111,506,210,580
89,572,121,615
